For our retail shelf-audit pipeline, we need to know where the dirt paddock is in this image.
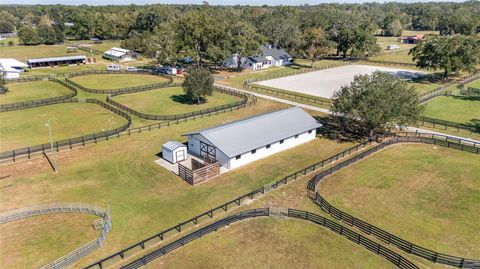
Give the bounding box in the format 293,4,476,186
256,64,426,99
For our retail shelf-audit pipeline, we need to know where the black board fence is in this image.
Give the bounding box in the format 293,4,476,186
1,77,78,112
106,85,253,121
0,93,257,163
83,139,376,269
118,208,419,269
418,73,480,103
420,116,479,134
462,87,480,96
307,133,480,268
242,62,348,107
64,70,175,95
0,98,132,162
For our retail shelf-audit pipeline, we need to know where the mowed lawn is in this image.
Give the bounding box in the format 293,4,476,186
319,144,480,257
0,44,70,60
146,218,396,269
466,79,480,89
0,103,128,151
423,95,480,124
0,81,72,105
0,214,99,269
112,87,242,115
69,74,170,90
0,99,356,268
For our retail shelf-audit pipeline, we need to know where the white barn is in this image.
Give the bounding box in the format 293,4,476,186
162,141,187,164
0,58,28,79
103,47,140,62
184,107,322,170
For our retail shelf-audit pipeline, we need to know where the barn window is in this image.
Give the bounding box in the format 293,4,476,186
308,130,313,134
294,135,299,139
266,144,270,149
251,149,256,154
280,139,284,144
236,155,241,160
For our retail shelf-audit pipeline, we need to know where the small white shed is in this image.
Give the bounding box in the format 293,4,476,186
162,141,187,164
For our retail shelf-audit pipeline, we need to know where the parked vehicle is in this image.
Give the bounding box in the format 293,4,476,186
127,67,139,72
156,66,177,75
107,63,120,71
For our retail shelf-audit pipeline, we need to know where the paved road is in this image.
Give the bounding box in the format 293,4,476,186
216,83,480,144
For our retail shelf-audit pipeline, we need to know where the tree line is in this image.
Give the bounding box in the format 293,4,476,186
0,3,478,60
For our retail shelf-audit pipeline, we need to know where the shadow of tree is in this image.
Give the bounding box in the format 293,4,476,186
171,94,207,105
451,95,480,102
314,115,370,143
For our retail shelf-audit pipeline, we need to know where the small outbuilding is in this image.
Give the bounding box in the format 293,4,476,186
162,141,187,164
103,47,140,62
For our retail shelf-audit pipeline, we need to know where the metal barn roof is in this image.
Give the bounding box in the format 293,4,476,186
162,141,186,151
184,107,322,158
27,55,87,64
0,58,28,68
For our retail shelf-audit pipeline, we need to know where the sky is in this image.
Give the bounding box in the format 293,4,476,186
1,0,468,6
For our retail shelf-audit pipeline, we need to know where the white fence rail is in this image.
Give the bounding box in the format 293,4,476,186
0,203,111,269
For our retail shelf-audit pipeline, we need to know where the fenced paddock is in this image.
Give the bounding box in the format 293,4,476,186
0,98,132,161
307,133,480,268
106,85,252,121
254,64,426,99
117,208,418,269
1,77,77,111
65,70,174,94
0,92,255,163
0,203,111,269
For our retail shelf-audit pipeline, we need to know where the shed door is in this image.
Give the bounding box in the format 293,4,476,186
200,142,216,160
175,149,186,162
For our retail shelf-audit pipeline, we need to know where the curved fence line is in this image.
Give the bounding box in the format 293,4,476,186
1,77,78,112
64,70,175,95
106,85,253,121
462,87,480,96
119,208,418,269
83,139,375,269
0,203,111,269
418,73,480,103
0,98,132,162
307,133,480,268
0,93,256,163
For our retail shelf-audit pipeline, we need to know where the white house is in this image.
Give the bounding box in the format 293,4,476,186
224,44,293,70
162,141,187,164
103,47,140,62
184,107,322,170
0,58,28,79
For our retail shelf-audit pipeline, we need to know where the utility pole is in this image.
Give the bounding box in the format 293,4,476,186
45,120,57,172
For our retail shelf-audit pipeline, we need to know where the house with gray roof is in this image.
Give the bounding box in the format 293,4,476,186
183,107,321,170
224,44,292,70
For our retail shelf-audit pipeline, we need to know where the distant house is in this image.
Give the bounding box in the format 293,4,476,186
0,58,28,79
27,55,87,68
224,44,292,70
103,47,140,62
399,34,424,44
64,22,74,27
183,107,321,170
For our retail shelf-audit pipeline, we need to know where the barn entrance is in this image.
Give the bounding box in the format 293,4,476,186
200,142,216,160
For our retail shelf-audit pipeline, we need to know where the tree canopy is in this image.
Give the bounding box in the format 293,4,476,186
409,35,480,79
332,72,423,137
182,68,214,104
